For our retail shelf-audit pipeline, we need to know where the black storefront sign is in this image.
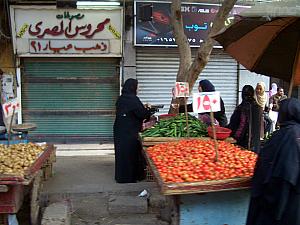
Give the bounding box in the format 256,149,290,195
134,1,250,47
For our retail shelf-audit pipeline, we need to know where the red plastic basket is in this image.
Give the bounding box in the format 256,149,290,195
207,126,232,140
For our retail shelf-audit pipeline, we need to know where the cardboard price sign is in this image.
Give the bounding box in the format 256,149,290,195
2,98,21,118
192,92,221,113
174,82,189,97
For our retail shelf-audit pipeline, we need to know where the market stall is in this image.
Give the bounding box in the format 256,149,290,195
0,143,56,225
140,114,256,225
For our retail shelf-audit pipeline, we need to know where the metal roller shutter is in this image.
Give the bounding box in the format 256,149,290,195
22,58,119,143
136,48,238,119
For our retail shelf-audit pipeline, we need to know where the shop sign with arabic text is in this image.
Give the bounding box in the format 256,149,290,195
11,6,122,56
134,1,250,47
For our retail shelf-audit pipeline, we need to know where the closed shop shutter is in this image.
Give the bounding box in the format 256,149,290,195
136,48,238,119
22,58,119,143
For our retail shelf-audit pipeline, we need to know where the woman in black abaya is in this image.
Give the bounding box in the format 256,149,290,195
246,98,300,225
227,85,261,152
113,78,151,183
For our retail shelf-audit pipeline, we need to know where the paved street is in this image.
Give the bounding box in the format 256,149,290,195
37,145,171,225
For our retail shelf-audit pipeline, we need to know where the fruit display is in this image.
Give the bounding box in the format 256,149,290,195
0,143,46,177
141,113,208,137
147,139,257,183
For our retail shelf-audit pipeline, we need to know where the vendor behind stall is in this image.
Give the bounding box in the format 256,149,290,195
179,79,227,127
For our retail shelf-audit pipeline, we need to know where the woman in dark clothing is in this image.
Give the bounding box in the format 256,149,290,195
113,78,151,183
198,80,227,127
227,85,261,152
179,79,228,127
246,98,300,225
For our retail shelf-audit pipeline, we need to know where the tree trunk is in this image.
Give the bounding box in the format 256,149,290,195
169,0,238,114
171,0,192,82
169,0,192,114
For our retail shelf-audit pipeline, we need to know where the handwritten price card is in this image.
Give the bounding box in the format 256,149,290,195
174,82,189,97
2,98,21,118
192,92,221,113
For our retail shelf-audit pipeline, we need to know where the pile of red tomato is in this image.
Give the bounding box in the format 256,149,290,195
147,139,257,183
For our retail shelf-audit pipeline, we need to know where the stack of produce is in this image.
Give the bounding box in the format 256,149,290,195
147,139,257,183
0,143,46,177
141,113,208,137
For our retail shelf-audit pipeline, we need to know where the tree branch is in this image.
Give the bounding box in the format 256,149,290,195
187,0,238,89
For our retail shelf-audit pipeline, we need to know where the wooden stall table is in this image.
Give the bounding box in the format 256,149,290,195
141,137,251,225
0,144,55,225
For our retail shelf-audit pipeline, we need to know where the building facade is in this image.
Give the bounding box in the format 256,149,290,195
0,0,275,143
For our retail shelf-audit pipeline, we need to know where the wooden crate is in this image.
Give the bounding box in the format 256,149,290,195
41,147,56,181
142,144,251,195
42,164,53,181
140,136,236,147
145,166,154,182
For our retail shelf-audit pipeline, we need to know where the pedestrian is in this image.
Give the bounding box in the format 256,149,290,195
254,82,271,139
269,87,287,132
227,85,261,152
269,82,278,98
246,98,300,225
113,78,152,183
0,69,6,130
179,79,228,127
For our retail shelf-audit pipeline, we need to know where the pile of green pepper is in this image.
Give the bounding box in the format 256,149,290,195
141,113,208,137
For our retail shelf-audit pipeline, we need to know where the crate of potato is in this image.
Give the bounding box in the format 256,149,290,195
0,143,55,184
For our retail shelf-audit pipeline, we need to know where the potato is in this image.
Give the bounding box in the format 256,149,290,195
0,143,46,177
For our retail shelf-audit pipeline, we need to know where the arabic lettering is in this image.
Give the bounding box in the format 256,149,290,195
29,21,42,36
56,12,85,20
225,17,234,26
30,40,109,54
209,17,234,28
74,42,108,53
28,18,110,39
84,18,110,38
185,23,208,32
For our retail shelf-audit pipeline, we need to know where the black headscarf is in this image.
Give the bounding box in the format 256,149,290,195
116,78,143,114
252,98,300,194
277,98,300,127
198,79,227,127
242,85,255,102
122,78,138,96
199,79,215,92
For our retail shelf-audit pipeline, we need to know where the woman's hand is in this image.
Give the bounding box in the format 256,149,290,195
144,103,151,109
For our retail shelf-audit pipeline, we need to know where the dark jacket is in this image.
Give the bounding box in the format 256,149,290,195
269,94,287,112
246,98,300,225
